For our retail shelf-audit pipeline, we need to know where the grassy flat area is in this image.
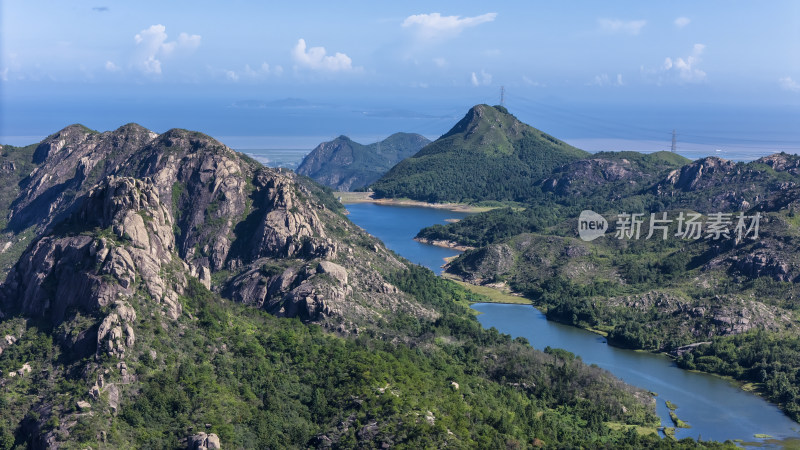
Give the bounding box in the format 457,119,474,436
442,275,532,305
335,191,496,213
605,422,659,437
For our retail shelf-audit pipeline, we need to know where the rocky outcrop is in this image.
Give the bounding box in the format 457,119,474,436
540,158,646,197
733,252,793,281
653,155,800,212
96,301,137,359
0,161,15,175
0,176,185,343
446,243,515,284
239,170,333,262
607,290,792,337
755,153,800,174
188,432,221,450
1,124,439,332
664,157,737,192
8,124,158,232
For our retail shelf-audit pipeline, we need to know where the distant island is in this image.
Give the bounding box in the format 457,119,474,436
296,133,430,191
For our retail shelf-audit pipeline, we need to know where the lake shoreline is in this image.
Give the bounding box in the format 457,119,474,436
414,237,475,252
461,276,798,428
335,191,495,213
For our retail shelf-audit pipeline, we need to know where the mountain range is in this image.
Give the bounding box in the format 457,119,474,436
413,130,800,421
0,124,670,448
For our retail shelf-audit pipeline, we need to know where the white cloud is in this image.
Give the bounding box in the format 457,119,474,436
598,18,647,35
779,76,800,92
590,73,624,87
470,69,492,86
177,32,202,50
674,17,691,28
522,76,544,87
228,62,281,81
433,57,447,68
0,67,8,81
402,12,497,39
133,24,201,75
292,39,356,72
105,61,120,72
643,43,706,84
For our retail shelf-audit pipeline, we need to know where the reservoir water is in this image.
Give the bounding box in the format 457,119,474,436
345,202,468,275
344,202,800,445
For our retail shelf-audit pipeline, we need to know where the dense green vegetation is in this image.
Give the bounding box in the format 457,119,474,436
371,105,589,203
0,272,736,448
677,330,800,422
434,147,800,424
418,206,566,247
0,143,39,280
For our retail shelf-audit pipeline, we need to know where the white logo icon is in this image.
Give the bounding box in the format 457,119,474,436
578,210,607,241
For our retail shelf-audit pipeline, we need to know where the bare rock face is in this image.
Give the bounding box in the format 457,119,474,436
188,432,221,450
317,260,348,285
446,243,515,283
540,158,645,197
0,176,185,338
0,161,15,175
607,290,792,339
9,124,158,233
653,155,800,212
755,153,800,174
97,301,137,359
664,157,737,191
1,124,440,335
243,170,332,261
733,252,792,281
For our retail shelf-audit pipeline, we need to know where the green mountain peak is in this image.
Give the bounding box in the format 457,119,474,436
370,104,589,203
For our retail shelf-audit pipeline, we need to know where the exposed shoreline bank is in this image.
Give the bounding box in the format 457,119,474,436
335,191,495,214
414,237,475,252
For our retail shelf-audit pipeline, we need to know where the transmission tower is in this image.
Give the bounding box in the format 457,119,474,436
671,129,677,153
500,86,505,107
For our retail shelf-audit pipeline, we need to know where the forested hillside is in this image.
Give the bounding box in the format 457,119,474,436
371,105,589,203
0,125,721,448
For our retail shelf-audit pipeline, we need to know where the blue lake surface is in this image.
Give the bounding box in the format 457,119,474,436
344,202,800,445
344,202,468,275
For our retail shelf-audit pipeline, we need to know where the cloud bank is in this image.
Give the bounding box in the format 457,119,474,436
403,12,497,39
779,76,800,92
598,18,647,35
292,39,356,72
133,24,201,75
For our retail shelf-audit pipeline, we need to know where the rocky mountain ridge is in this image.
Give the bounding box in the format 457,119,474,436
0,123,433,332
0,124,665,449
0,124,435,448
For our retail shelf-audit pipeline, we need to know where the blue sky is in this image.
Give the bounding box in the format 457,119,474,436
2,1,799,153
